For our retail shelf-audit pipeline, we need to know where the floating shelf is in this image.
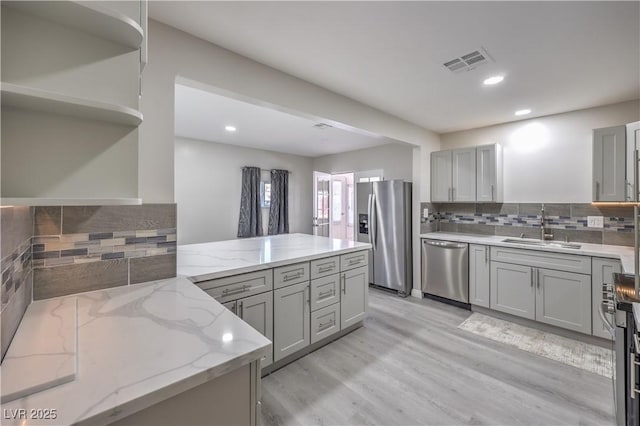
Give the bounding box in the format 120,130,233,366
1,198,143,207
3,1,144,50
1,83,143,127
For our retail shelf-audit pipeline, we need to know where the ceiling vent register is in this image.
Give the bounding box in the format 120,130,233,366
443,48,493,73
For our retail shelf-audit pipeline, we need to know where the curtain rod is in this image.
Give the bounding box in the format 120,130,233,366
242,167,292,174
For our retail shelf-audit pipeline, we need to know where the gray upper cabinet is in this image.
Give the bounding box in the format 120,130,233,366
340,266,368,329
469,244,490,308
273,281,310,362
593,125,626,202
431,150,452,202
452,148,476,202
476,144,503,203
626,121,640,201
535,268,591,334
592,258,621,340
431,145,503,203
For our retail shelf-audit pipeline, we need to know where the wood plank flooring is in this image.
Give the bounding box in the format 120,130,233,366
261,288,614,426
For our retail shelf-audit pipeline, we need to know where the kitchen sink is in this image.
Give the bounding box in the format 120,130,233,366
501,238,581,250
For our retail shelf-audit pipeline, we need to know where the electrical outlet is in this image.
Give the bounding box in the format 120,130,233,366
423,208,429,218
587,216,604,228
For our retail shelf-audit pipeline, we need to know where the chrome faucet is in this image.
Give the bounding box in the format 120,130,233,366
540,203,554,240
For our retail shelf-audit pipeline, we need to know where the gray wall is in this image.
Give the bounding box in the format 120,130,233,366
440,100,640,203
175,137,314,244
312,143,414,180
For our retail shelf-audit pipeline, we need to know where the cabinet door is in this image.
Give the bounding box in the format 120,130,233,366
490,261,535,320
592,258,621,339
340,266,368,329
431,150,452,202
535,268,591,334
222,301,237,315
452,148,476,202
476,145,502,202
273,281,309,362
239,292,274,367
593,125,626,202
469,244,490,308
626,121,640,201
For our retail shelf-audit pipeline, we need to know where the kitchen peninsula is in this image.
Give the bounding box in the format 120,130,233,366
177,233,371,370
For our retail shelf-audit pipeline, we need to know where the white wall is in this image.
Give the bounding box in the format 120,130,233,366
440,100,640,203
175,137,313,244
312,143,414,180
140,20,437,204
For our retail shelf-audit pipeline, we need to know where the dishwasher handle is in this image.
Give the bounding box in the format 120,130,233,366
423,240,467,249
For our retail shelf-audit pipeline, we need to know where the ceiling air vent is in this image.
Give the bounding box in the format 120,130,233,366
313,123,332,130
443,48,493,73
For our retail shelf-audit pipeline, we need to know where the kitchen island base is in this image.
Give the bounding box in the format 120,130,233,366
110,361,261,426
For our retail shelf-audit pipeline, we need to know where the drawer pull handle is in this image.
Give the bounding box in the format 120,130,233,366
318,289,335,299
348,259,362,265
317,266,334,273
283,271,304,281
318,319,335,331
222,285,250,296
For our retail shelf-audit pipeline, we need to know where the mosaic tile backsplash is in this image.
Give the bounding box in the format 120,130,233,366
32,204,178,300
1,206,34,361
420,202,637,246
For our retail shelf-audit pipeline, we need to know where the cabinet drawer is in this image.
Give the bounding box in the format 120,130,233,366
200,269,273,303
340,251,368,272
490,246,591,275
310,256,340,279
274,262,310,289
311,303,341,345
311,274,341,311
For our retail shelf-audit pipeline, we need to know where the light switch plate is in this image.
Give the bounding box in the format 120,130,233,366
587,216,604,228
423,208,429,218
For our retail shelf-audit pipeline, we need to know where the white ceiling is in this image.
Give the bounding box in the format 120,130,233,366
174,83,395,157
153,1,640,134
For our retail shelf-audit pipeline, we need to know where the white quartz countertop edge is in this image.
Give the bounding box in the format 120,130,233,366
420,232,637,274
1,277,271,426
178,234,372,282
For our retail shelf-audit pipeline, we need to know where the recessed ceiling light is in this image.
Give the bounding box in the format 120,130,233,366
225,125,237,132
483,75,504,85
514,109,532,116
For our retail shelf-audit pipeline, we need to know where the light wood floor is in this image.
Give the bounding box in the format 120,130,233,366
261,288,614,426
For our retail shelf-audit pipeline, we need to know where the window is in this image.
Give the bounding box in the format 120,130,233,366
260,181,271,208
358,176,382,183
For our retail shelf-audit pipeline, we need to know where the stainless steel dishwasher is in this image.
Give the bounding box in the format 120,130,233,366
421,239,469,304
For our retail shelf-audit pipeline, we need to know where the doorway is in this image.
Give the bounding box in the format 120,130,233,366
313,171,355,240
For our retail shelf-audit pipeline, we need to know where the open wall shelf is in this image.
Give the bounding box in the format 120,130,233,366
1,83,143,127
3,1,144,50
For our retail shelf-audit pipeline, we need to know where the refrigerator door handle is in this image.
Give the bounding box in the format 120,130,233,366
367,194,374,250
370,193,377,251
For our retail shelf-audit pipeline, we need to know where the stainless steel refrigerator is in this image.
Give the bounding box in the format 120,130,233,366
356,180,412,297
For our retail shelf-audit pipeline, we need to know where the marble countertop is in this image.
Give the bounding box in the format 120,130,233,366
178,233,372,282
0,277,271,426
420,232,637,274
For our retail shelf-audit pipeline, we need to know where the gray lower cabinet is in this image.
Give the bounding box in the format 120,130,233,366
592,258,621,339
490,261,535,320
469,244,490,308
238,292,274,367
311,303,341,344
340,266,368,329
535,268,591,334
273,281,310,362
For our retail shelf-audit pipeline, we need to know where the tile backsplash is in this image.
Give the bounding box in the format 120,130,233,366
32,204,177,300
421,202,636,246
1,206,34,361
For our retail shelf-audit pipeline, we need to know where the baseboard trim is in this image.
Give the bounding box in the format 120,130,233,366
411,288,423,299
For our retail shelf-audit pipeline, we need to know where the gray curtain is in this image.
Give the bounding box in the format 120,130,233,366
237,166,263,238
268,169,289,235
